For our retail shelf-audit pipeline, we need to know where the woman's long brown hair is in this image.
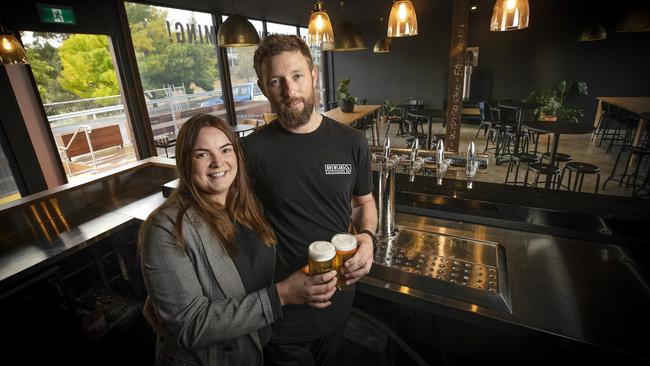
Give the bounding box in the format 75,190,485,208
142,113,276,257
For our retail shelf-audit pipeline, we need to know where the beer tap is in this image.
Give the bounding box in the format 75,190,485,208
408,138,425,182
434,139,452,185
465,141,479,189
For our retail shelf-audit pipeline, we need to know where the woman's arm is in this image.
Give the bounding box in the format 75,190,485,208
140,215,278,349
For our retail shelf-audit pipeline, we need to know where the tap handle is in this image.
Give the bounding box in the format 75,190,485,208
383,136,391,160
410,137,419,163
466,141,476,168
436,139,445,164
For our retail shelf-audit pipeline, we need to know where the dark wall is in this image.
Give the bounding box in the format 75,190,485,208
468,0,650,126
330,0,452,109
330,0,650,125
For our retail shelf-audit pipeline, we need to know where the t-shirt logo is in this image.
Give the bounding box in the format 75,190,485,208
324,163,352,175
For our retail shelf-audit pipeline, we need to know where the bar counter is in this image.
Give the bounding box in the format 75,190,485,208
1,162,648,364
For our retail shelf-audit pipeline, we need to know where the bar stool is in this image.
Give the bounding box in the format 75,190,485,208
527,163,561,189
540,152,573,167
558,162,601,194
602,145,650,197
504,153,539,186
385,107,407,137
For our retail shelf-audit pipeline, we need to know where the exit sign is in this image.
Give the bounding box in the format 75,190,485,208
37,4,77,25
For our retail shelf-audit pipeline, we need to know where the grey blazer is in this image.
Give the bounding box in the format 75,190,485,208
140,204,279,366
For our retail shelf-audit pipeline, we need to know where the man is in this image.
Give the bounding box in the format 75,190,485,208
243,34,378,366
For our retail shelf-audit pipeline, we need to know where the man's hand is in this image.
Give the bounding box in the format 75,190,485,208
340,233,373,286
276,266,337,308
143,296,169,336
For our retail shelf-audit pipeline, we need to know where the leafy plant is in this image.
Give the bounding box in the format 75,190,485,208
526,81,588,123
382,99,398,117
336,78,356,103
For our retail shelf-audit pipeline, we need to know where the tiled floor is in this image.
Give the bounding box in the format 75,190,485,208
370,120,643,198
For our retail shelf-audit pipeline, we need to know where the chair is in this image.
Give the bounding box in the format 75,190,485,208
527,163,561,189
602,144,650,197
540,152,573,167
355,109,380,146
262,113,277,124
504,153,539,186
326,101,339,111
384,107,408,138
558,162,601,194
476,101,497,138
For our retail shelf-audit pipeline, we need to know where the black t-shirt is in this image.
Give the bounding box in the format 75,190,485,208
231,222,279,346
242,117,373,342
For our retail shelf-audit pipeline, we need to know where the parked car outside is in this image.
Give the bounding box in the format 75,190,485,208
199,83,266,107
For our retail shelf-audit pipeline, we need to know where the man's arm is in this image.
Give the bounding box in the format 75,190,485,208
341,193,378,285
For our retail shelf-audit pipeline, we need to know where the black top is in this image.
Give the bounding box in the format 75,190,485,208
242,117,373,342
231,222,281,346
524,120,596,135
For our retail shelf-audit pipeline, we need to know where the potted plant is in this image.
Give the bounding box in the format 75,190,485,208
526,81,588,123
336,78,356,113
379,99,397,124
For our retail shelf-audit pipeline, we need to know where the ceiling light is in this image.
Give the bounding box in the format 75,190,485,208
490,0,529,32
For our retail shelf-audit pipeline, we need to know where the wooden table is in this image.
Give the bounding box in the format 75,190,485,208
594,97,650,147
323,104,382,145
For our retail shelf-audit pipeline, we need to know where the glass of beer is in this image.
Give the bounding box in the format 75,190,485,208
331,233,358,290
308,241,336,276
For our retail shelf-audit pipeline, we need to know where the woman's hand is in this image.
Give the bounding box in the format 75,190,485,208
276,266,337,308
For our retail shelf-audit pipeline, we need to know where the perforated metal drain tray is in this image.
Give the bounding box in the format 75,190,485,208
371,226,512,313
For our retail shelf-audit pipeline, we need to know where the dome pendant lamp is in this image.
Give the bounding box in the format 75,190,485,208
490,0,530,32
307,0,334,47
387,0,418,37
217,0,260,47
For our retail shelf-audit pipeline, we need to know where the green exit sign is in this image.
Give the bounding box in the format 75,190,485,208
37,4,77,25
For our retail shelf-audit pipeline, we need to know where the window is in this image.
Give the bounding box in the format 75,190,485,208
222,16,271,125
125,2,225,157
21,31,137,183
266,22,297,36
300,27,324,112
0,142,20,205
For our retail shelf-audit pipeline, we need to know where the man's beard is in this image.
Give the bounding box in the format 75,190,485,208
274,92,315,129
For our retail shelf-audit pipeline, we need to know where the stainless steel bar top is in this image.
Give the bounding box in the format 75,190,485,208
0,158,176,289
359,213,650,361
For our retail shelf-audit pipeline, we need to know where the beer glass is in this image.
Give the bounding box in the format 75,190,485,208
308,241,336,276
331,233,358,290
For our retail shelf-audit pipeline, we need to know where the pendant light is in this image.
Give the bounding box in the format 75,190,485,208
0,24,28,64
217,0,260,47
615,4,650,32
307,0,334,47
490,0,529,32
373,17,391,53
387,0,418,37
331,1,366,51
579,0,606,41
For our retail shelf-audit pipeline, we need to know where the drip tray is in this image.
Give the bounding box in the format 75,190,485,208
371,226,512,313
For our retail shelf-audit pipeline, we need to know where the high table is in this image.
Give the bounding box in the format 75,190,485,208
524,120,596,188
230,123,255,137
323,104,382,145
407,109,445,150
594,97,650,147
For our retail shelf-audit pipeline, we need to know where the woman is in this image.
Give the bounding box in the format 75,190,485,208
139,114,337,366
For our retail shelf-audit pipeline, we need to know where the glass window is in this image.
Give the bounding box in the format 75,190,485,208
21,31,138,183
266,22,297,36
222,16,271,126
300,27,324,112
0,142,20,205
126,3,225,157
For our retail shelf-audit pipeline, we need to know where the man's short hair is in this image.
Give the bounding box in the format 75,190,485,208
253,34,314,80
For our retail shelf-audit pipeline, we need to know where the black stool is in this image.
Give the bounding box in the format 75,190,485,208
528,163,561,189
602,145,650,197
558,162,601,194
505,153,538,186
541,152,573,167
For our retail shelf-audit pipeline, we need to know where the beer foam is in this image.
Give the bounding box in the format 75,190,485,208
331,233,357,251
308,241,336,261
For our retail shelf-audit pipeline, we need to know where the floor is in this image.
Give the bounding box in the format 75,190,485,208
57,120,645,198
370,119,642,198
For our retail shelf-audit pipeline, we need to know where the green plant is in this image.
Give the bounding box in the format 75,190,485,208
336,78,356,103
526,81,588,123
382,99,397,117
